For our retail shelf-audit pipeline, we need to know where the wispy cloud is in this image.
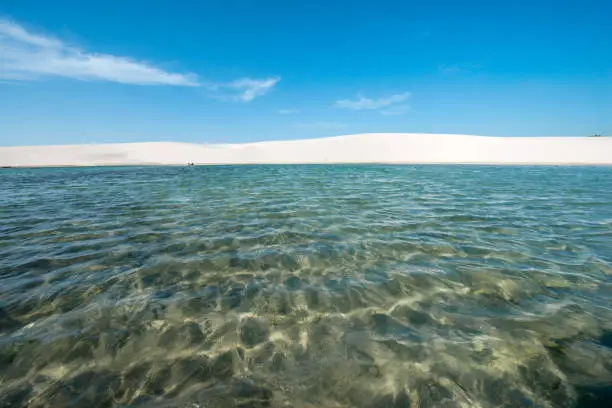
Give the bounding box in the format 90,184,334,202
278,109,300,115
225,77,280,102
296,122,348,129
203,77,280,102
0,19,279,101
334,92,410,113
0,19,198,86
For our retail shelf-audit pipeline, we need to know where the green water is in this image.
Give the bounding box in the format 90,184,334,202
1,165,612,407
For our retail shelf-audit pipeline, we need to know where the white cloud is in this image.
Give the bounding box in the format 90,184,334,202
278,109,300,115
226,77,280,102
334,92,410,111
0,19,198,86
203,77,280,102
0,20,63,48
296,122,348,129
0,19,280,101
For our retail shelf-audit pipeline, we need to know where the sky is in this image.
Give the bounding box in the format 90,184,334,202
0,0,610,146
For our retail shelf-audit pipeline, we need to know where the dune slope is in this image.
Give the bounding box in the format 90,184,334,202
1,133,611,167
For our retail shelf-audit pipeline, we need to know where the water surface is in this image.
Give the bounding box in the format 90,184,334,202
1,165,612,407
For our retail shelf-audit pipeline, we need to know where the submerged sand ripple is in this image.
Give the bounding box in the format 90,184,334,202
1,165,612,407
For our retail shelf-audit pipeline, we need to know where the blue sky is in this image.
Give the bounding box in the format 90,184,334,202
0,0,610,145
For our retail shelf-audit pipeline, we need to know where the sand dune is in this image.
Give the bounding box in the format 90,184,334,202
1,133,611,167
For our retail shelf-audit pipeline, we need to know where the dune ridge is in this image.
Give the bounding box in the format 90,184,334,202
2,133,612,167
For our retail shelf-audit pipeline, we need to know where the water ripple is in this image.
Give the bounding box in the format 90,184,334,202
1,165,612,407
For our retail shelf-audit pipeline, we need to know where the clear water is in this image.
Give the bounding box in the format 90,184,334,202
1,165,612,408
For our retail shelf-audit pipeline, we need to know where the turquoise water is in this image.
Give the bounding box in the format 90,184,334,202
1,165,612,408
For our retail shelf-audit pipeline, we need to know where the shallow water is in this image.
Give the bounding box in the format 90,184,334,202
1,165,612,408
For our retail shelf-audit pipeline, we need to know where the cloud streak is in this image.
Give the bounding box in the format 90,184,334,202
0,19,198,86
0,19,279,101
334,92,410,112
203,77,280,102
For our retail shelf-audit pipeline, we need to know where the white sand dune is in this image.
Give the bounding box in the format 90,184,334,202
1,133,611,167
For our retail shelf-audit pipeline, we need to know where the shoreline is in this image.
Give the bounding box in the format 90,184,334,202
3,162,612,169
